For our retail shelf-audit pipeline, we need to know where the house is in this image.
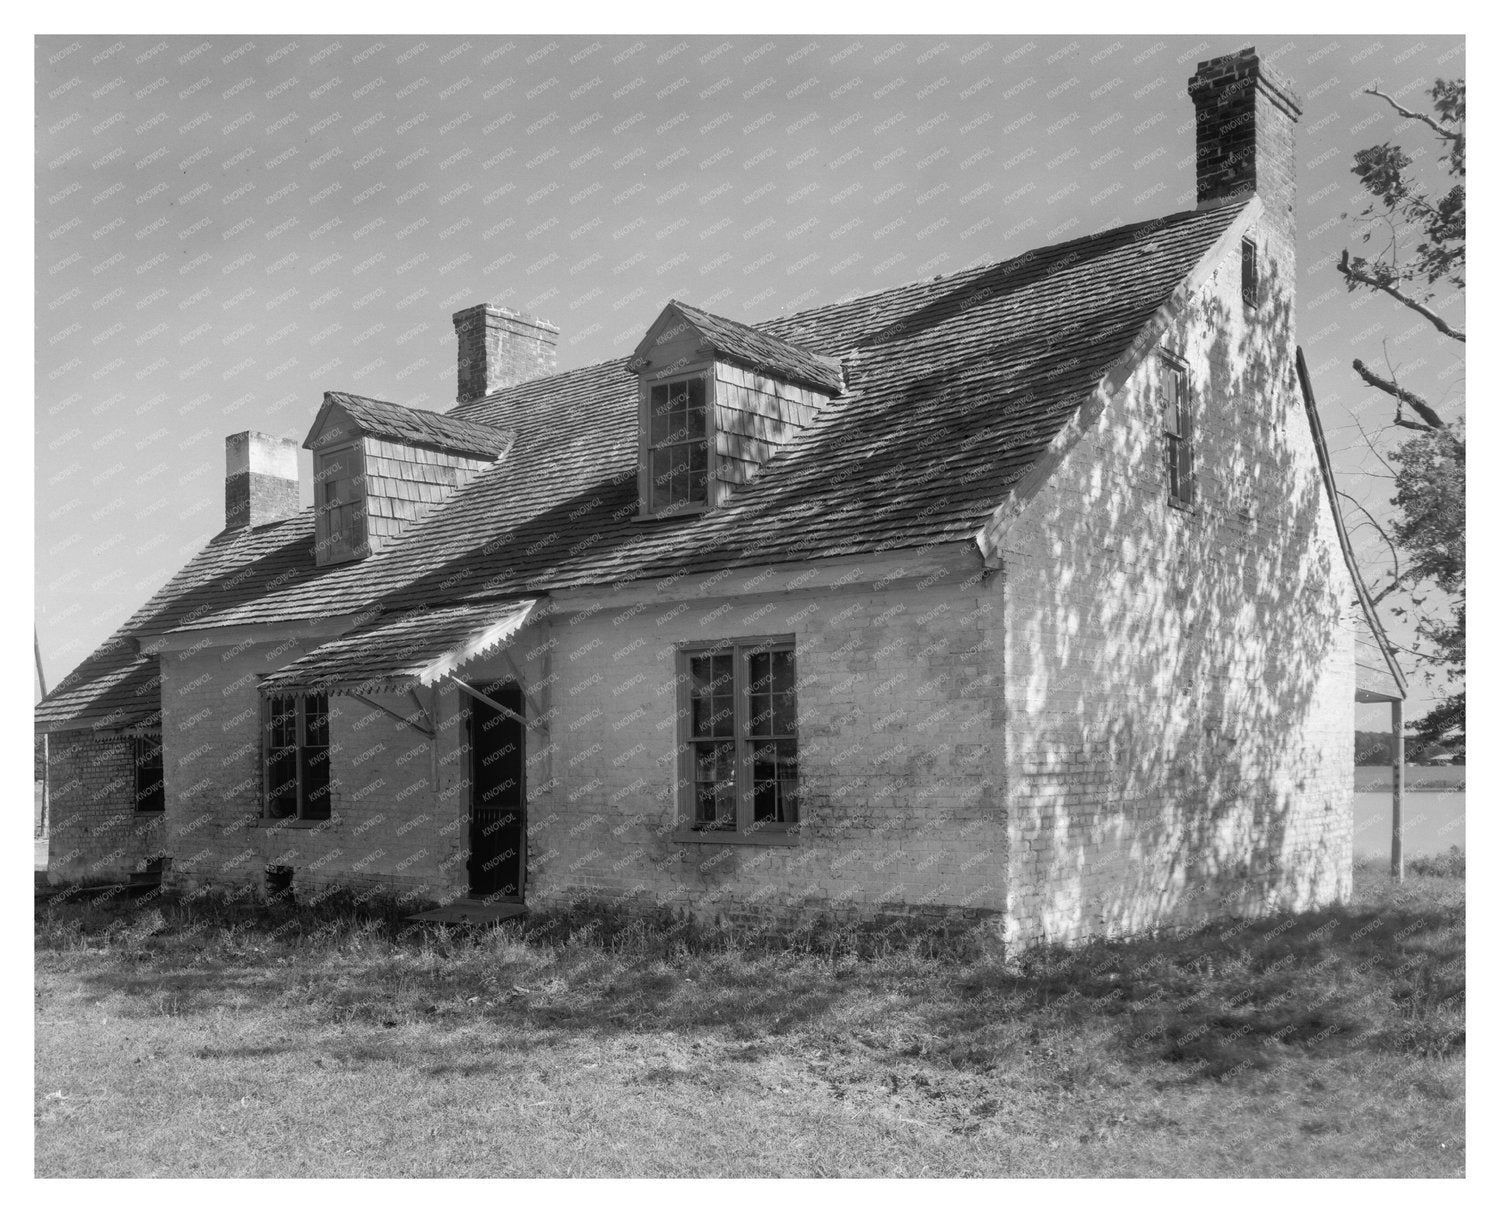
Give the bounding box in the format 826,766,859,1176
35,47,1405,949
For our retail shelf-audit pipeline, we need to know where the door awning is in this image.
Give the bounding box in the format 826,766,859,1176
259,599,539,696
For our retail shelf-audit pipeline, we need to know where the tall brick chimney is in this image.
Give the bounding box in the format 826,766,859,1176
1189,46,1302,340
451,304,559,404
1188,47,1301,221
224,431,300,530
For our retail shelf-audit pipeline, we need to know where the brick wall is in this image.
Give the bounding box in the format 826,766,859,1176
473,556,1009,935
159,633,466,905
997,219,1354,949
44,730,167,886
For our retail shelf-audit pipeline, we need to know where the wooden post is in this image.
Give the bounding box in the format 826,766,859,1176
1391,698,1405,882
35,630,48,840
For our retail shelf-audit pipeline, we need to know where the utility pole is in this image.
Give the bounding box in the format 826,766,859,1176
34,629,48,839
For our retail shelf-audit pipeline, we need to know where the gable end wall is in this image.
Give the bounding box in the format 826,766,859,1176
999,219,1356,948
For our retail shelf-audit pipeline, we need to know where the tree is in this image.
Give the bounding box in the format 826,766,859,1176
1338,79,1465,752
1389,423,1465,752
1337,79,1464,432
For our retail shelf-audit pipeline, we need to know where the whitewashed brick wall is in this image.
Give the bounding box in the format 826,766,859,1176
998,220,1355,948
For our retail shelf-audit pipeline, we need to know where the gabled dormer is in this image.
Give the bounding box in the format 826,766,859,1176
304,391,514,566
629,300,843,519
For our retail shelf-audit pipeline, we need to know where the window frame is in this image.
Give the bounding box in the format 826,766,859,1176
261,691,333,822
132,733,165,815
673,635,800,844
637,367,715,520
313,442,367,564
1241,236,1259,309
1158,351,1194,509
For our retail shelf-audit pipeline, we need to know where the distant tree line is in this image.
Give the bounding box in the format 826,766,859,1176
1355,729,1462,766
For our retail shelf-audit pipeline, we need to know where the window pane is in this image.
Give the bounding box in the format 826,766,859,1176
693,741,736,828
690,654,734,738
134,736,165,813
267,748,299,818
304,694,330,746
301,745,331,820
269,696,297,747
751,740,798,824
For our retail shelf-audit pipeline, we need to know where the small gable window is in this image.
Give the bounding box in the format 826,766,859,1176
263,692,331,821
1159,354,1193,508
646,375,710,515
1241,237,1258,308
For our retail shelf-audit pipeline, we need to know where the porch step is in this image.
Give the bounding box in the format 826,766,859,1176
406,899,527,927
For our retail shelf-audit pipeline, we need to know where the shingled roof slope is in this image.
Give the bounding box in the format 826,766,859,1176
38,202,1245,725
661,300,845,393
320,390,515,457
33,629,161,732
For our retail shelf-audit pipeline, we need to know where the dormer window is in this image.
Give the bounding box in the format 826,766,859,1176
315,446,366,564
631,301,843,521
303,391,514,567
646,374,710,515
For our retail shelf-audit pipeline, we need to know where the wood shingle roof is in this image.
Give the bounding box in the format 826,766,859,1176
38,202,1246,729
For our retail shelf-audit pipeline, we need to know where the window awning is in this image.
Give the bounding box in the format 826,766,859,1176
259,599,539,696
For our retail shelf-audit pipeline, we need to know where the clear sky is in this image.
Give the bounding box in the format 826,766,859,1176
34,32,1465,723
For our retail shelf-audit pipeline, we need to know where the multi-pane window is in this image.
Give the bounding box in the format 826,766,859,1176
646,376,709,514
132,734,165,814
315,447,364,562
1241,237,1258,308
681,639,798,833
264,692,331,820
1159,355,1193,507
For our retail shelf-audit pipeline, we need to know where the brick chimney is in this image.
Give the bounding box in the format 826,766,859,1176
1188,47,1301,221
1189,46,1302,343
451,304,559,404
225,431,300,530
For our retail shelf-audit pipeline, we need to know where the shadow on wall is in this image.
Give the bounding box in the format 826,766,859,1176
1007,266,1351,946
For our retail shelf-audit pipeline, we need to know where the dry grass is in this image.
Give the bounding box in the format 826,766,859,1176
35,860,1463,1177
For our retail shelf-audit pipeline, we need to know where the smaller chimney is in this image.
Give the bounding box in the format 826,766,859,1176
225,431,300,530
452,304,559,404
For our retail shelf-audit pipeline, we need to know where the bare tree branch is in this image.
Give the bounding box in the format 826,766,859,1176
1337,249,1465,342
1363,87,1462,143
1338,489,1402,605
1352,358,1446,430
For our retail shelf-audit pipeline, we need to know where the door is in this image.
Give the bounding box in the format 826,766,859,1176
465,682,527,900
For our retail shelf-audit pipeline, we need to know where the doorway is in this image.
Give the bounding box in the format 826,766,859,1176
465,681,526,900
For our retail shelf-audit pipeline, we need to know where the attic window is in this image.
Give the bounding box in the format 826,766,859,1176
1241,237,1258,308
644,375,710,516
1159,354,1194,508
315,446,365,563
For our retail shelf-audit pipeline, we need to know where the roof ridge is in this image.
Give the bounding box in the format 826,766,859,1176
462,204,1232,415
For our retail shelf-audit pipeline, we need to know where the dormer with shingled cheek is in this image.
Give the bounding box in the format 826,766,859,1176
303,391,515,566
628,300,843,520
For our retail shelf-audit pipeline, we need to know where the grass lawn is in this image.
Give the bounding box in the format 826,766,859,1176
35,854,1465,1178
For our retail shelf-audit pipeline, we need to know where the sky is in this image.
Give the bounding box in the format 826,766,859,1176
33,32,1465,724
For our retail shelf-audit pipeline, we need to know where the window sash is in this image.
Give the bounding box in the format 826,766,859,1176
1241,238,1258,307
263,692,332,820
1159,357,1193,505
133,735,165,814
644,375,710,513
680,640,798,833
